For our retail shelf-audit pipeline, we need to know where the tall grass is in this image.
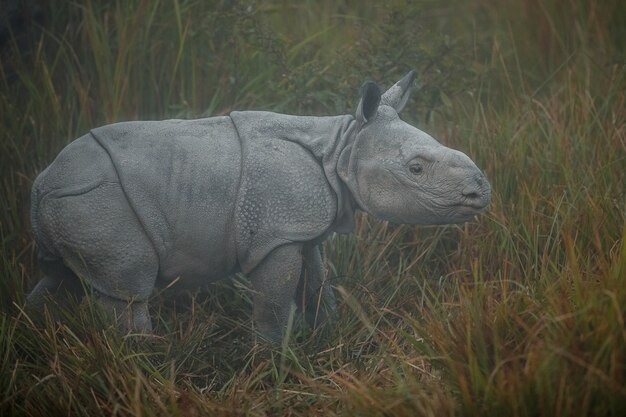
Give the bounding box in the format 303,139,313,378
1,0,625,415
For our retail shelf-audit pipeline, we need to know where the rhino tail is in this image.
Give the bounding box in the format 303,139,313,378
28,178,83,305
30,171,54,257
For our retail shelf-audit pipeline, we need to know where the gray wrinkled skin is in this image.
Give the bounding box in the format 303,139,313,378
28,71,491,342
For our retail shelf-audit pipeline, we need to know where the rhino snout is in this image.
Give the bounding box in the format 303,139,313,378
437,148,491,211
460,173,491,210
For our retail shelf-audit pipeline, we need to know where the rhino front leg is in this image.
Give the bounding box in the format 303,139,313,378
249,243,303,343
298,244,336,329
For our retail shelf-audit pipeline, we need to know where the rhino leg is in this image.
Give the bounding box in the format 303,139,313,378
94,292,152,333
27,252,84,308
297,244,336,329
250,243,304,342
35,182,159,332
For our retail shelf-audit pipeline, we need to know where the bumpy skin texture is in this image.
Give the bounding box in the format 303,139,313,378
28,71,491,341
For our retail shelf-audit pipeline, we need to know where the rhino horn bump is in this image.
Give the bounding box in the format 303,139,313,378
381,70,417,113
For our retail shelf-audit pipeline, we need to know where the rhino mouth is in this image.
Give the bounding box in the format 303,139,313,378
449,202,489,222
458,200,489,211
460,174,491,210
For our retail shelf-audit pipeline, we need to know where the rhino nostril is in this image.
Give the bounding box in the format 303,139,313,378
462,173,490,204
461,185,487,208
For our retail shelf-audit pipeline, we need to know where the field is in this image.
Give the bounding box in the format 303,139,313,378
1,0,625,415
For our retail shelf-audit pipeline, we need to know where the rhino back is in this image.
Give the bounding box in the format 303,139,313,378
91,117,241,284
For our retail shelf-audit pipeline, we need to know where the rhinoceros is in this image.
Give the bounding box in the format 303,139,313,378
28,71,491,341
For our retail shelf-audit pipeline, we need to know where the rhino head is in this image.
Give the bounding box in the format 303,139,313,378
338,71,491,225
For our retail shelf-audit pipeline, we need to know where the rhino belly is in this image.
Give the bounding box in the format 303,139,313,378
90,117,242,286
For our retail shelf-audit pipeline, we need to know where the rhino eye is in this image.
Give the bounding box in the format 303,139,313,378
409,164,423,175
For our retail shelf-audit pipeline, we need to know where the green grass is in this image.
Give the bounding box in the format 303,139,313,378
1,0,625,415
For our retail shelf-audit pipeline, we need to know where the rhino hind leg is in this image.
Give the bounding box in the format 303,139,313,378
297,244,336,329
94,292,152,333
26,252,84,308
34,182,159,332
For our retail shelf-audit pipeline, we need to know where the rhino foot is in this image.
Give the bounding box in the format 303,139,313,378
94,291,152,334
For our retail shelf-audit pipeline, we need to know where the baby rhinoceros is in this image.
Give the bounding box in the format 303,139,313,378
28,71,491,341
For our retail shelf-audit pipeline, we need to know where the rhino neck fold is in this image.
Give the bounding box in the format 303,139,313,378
229,111,359,234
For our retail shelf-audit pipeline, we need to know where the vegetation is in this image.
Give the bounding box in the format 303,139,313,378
1,0,624,415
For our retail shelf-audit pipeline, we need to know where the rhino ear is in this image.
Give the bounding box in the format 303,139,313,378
380,70,417,113
356,81,381,124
